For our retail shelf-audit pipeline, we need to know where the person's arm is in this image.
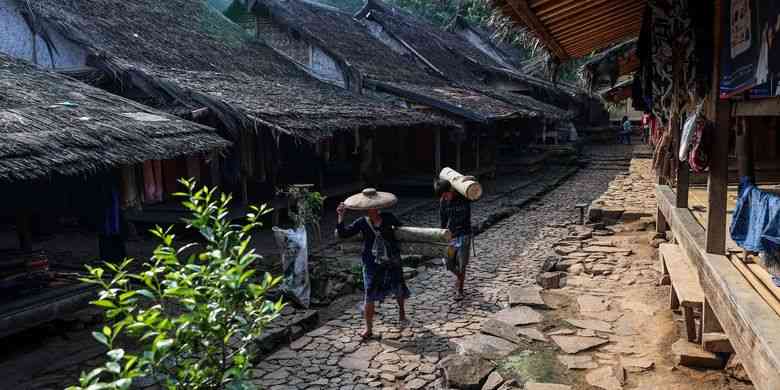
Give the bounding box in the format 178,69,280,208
440,199,450,229
336,203,362,239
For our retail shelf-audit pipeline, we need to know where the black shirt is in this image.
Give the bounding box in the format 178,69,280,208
440,194,472,236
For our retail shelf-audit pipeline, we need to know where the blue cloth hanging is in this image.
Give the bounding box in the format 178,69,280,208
730,177,780,253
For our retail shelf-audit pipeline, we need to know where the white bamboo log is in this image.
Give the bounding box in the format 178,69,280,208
333,227,452,244
439,167,483,200
339,242,450,258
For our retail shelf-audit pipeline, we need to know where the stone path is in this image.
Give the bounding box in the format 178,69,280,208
251,160,625,389
588,158,657,223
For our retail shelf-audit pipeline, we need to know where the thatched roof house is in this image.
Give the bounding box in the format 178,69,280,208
247,0,564,123
353,0,573,117
0,53,228,183
2,0,450,144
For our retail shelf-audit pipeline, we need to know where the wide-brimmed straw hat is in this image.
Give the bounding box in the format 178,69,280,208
344,188,398,210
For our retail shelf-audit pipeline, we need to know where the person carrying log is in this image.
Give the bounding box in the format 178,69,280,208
435,178,473,301
336,188,410,340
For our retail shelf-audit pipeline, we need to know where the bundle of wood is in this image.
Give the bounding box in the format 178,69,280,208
335,227,452,258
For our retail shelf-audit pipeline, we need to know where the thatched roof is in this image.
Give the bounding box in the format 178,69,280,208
248,0,532,122
579,39,639,92
0,53,229,182
354,0,573,119
14,0,453,143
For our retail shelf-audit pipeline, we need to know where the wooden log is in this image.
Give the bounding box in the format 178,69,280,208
338,242,449,258
333,227,452,244
439,167,483,201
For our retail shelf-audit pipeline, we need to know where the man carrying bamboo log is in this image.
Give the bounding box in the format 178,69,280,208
435,178,473,300
336,189,410,340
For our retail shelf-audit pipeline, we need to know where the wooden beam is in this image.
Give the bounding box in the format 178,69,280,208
557,16,643,46
736,117,755,181
705,0,728,255
562,24,643,54
656,184,780,390
538,0,616,24
504,0,569,60
734,97,780,117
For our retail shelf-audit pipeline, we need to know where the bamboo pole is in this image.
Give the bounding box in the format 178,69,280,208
334,227,452,243
439,167,483,201
339,242,450,258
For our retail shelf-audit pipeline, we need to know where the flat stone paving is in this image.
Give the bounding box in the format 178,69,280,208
251,160,625,389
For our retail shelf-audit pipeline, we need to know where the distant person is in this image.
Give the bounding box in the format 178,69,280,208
435,178,472,301
641,113,651,144
337,189,409,340
620,116,632,145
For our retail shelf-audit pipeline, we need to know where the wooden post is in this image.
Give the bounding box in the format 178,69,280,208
671,44,689,209
434,128,442,174
702,298,724,334
736,117,755,181
705,0,728,255
456,141,462,171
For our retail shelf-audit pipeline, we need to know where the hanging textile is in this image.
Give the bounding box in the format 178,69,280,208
119,165,141,210
730,177,780,253
143,160,163,204
688,119,712,173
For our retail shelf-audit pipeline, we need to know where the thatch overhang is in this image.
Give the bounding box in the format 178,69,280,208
579,39,639,92
13,0,455,144
599,77,633,103
490,0,645,61
248,0,536,123
353,0,574,120
0,53,230,183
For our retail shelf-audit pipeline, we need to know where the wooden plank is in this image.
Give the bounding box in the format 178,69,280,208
736,117,755,180
656,184,780,390
659,243,704,308
746,263,780,304
504,0,569,60
702,332,734,353
734,97,780,117
702,298,723,334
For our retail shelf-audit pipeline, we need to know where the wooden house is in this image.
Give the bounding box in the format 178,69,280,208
0,0,453,215
0,53,229,336
490,0,780,388
246,0,574,190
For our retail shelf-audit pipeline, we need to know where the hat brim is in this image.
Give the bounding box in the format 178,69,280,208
343,191,398,210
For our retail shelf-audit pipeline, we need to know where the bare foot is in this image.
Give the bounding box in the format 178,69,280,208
360,330,373,341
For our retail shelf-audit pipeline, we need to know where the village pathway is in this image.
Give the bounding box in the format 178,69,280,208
250,151,629,390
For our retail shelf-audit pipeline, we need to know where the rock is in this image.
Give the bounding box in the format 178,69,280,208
557,355,598,370
583,246,632,255
564,318,612,333
547,329,576,336
481,371,504,390
725,355,751,383
457,334,519,360
554,259,582,272
481,319,523,344
405,379,428,390
585,366,623,390
289,336,312,350
671,340,724,369
439,354,495,390
494,306,543,326
568,263,585,276
550,336,609,354
577,295,610,312
620,357,655,372
338,357,370,370
582,310,622,323
554,245,579,256
524,383,572,390
508,286,546,307
516,327,548,342
537,272,567,289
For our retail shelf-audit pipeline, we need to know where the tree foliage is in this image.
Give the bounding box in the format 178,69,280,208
67,179,283,390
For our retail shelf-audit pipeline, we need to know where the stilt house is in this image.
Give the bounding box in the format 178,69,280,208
0,53,228,336
246,0,570,190
0,0,453,216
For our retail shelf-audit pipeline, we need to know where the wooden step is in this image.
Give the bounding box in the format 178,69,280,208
659,244,705,342
702,332,734,353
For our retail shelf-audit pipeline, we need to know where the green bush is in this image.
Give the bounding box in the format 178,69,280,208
67,179,284,390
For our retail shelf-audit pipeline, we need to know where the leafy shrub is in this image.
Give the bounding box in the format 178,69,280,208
67,179,284,390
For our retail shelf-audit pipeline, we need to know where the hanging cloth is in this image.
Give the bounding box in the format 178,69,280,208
143,160,163,204
119,165,141,209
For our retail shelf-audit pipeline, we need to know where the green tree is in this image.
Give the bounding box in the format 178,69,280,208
67,179,283,390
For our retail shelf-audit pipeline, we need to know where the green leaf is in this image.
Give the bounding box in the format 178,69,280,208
106,349,124,361
154,338,174,351
92,300,116,309
92,332,109,347
102,326,112,337
105,361,121,374
83,367,106,383
112,378,132,390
